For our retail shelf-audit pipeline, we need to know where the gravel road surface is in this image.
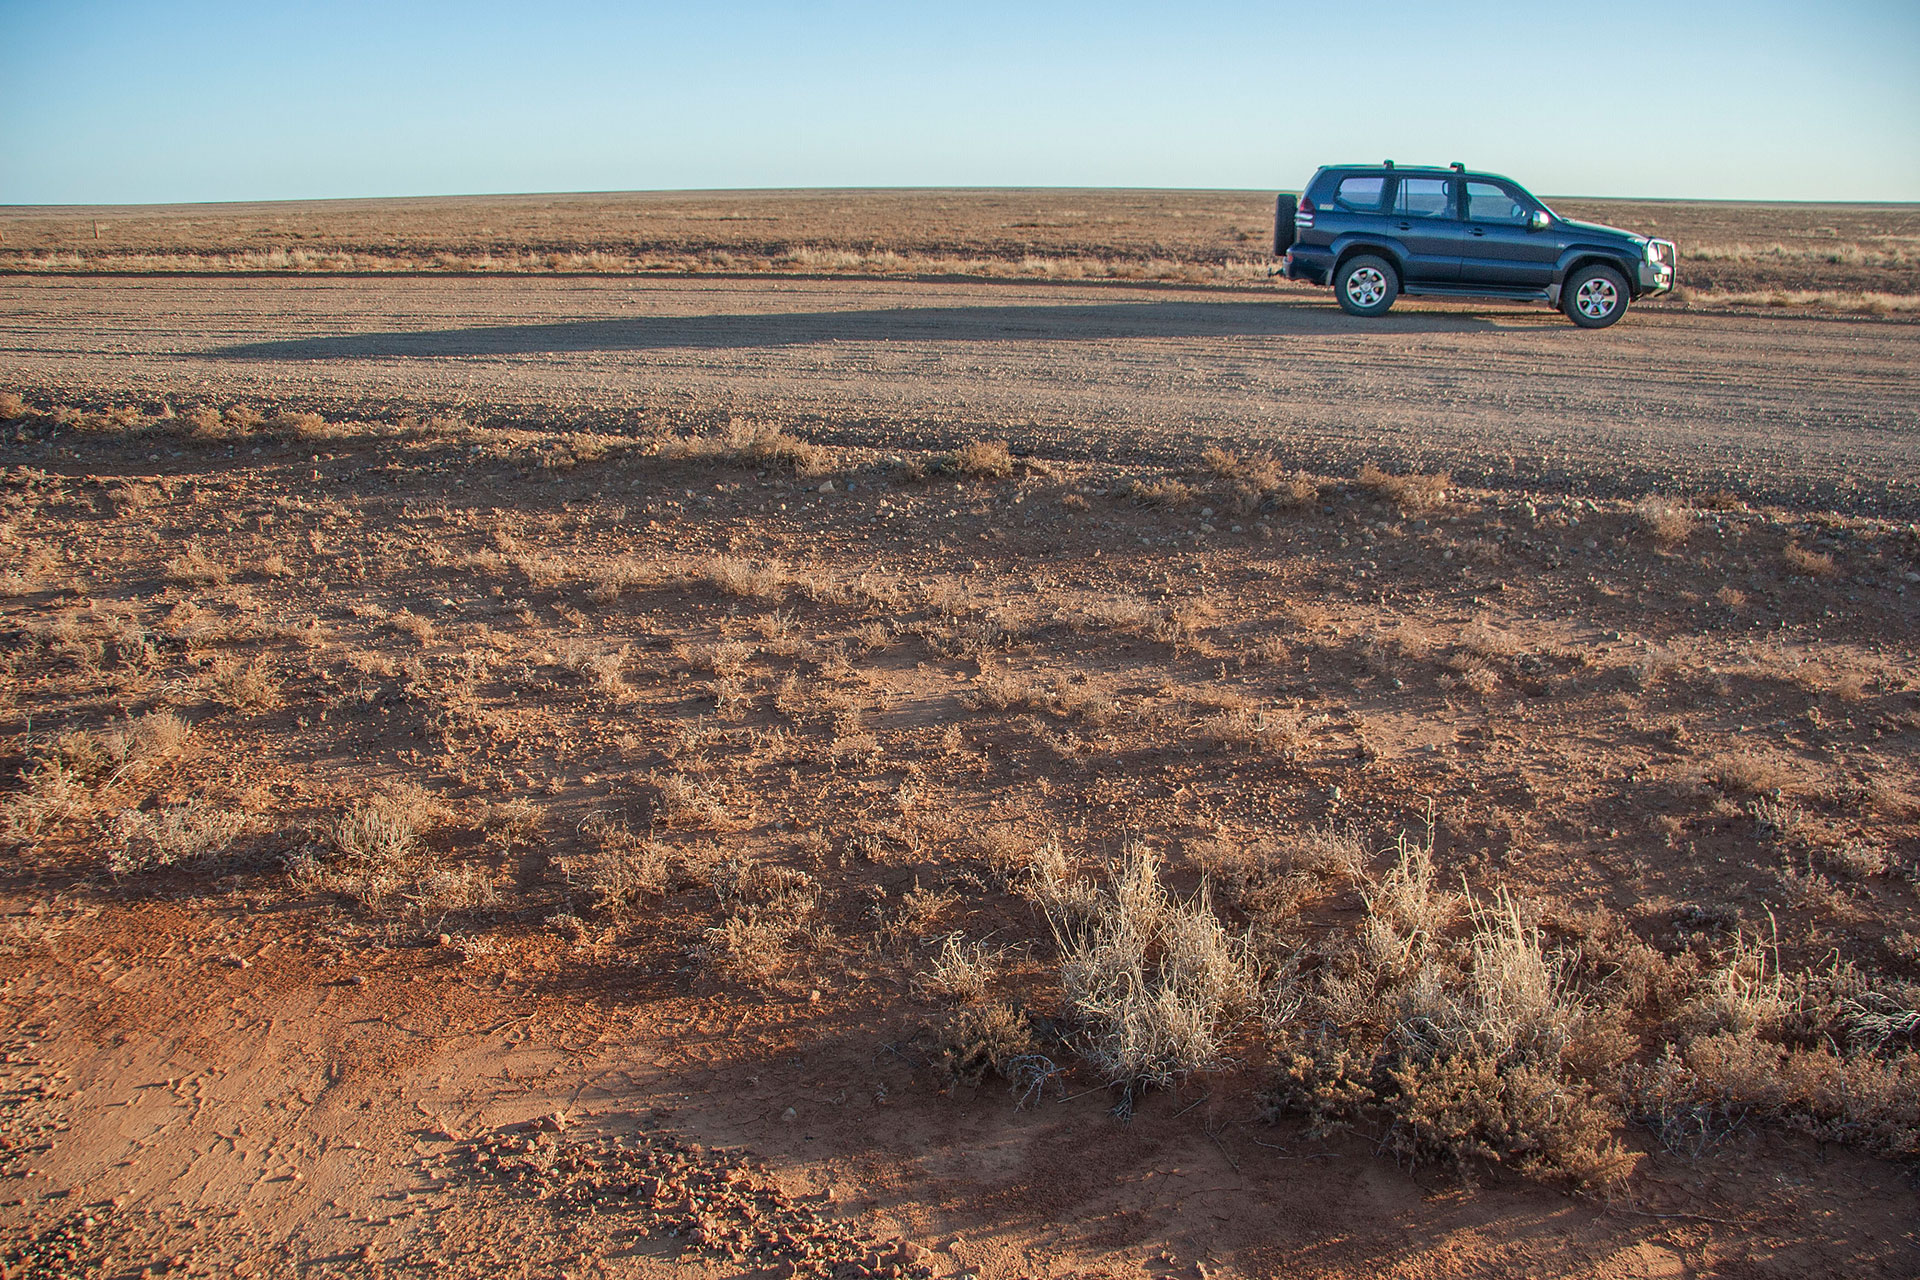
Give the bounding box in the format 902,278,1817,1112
5,274,1917,513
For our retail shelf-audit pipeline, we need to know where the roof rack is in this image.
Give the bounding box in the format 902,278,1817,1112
1382,159,1394,170
1450,162,1465,173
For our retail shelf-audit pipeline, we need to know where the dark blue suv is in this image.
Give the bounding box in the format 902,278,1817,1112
1275,162,1675,328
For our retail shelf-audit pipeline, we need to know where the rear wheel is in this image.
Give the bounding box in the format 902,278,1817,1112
1562,263,1629,328
1336,254,1398,317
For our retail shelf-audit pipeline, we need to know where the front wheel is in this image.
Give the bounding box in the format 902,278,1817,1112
1563,264,1630,328
1336,254,1398,317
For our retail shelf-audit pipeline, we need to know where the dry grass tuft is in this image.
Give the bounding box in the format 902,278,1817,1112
1125,477,1194,508
163,541,230,586
1358,463,1449,514
208,654,282,710
1050,842,1254,1095
700,556,791,602
109,801,253,873
662,418,836,477
562,815,671,916
1202,448,1320,512
943,439,1014,480
1635,495,1692,547
1782,542,1838,578
1197,705,1302,757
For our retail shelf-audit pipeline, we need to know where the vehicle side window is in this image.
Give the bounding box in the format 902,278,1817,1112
1465,181,1529,224
1394,178,1455,218
1332,176,1386,212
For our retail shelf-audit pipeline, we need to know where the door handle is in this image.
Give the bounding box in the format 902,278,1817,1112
1396,222,1412,230
1469,228,1486,236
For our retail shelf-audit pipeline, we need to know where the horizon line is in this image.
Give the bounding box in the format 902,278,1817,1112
7,186,1920,215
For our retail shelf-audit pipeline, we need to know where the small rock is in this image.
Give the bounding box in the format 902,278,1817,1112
818,481,835,493
780,1107,798,1123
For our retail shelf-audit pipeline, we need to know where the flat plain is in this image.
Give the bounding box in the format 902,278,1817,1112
1,190,1918,1279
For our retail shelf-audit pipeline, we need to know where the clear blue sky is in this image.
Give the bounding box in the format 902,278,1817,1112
3,0,1916,205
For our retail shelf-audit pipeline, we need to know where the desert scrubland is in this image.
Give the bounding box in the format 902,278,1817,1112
1,191,1918,1278
5,189,1919,312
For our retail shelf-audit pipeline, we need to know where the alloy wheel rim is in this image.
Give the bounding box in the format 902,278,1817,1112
1346,268,1386,308
1576,278,1618,318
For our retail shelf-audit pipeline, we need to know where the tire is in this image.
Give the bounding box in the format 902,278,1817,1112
1273,194,1297,256
1562,263,1630,328
1335,254,1398,317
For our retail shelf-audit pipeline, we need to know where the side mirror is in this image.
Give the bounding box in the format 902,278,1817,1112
1529,210,1551,231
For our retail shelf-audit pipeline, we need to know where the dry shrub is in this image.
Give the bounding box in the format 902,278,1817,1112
513,553,570,588
1198,705,1302,757
1822,838,1889,880
663,418,835,477
965,668,1049,714
3,758,92,841
208,654,282,709
487,798,545,844
943,439,1014,479
652,772,727,829
697,864,820,987
1700,750,1788,797
1152,597,1217,651
921,934,999,1005
385,610,436,647
589,556,655,603
1268,834,1636,1187
0,393,26,419
1125,477,1194,507
109,801,253,873
929,1000,1040,1088
298,785,465,918
100,710,191,776
1635,495,1692,547
182,404,225,438
1625,941,1920,1159
38,727,113,780
163,541,230,586
687,638,753,675
323,788,429,868
271,411,328,441
1357,463,1449,514
1782,542,1838,578
1075,596,1158,634
558,642,630,694
1202,448,1319,512
711,674,754,720
1050,842,1255,1095
561,815,671,916
701,556,790,601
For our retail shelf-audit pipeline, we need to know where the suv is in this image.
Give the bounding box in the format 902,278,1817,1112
1274,162,1674,328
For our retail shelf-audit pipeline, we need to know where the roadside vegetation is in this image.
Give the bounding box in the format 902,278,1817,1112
3,392,1917,1202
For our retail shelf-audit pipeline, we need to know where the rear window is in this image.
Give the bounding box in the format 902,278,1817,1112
1394,177,1456,219
1331,175,1386,211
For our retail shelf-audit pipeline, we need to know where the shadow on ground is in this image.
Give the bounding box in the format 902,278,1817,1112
210,301,1498,360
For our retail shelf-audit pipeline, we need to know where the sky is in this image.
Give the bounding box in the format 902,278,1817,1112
2,0,1916,206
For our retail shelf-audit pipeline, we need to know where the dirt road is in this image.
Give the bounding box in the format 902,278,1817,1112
5,274,1918,513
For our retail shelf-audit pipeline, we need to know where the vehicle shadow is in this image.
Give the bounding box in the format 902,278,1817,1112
208,300,1497,360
